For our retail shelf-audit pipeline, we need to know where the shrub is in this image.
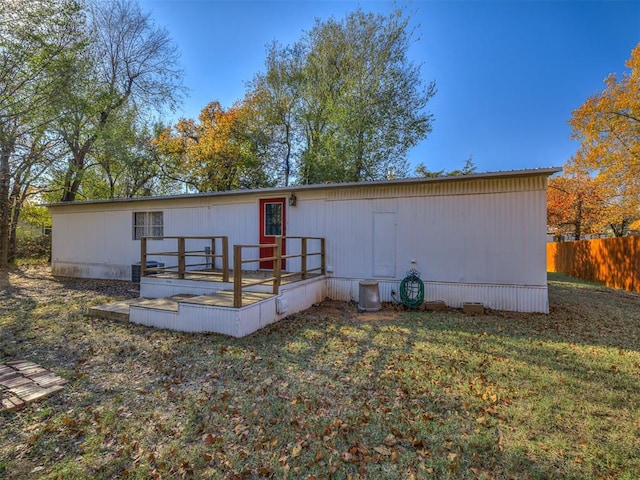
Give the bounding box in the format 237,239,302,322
15,232,51,261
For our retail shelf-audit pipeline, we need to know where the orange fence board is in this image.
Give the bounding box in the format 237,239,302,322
547,237,640,293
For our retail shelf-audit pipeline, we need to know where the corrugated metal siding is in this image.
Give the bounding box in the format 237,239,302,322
285,194,327,273
326,176,547,201
164,200,256,243
326,278,548,313
50,172,550,312
52,210,141,265
325,187,547,287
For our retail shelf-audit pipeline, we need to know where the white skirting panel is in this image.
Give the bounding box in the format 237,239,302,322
326,277,549,313
129,276,327,337
130,303,242,336
275,276,327,320
126,274,548,338
236,300,277,338
52,261,131,280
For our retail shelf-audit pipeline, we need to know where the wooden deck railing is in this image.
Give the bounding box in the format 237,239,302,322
141,235,325,308
280,236,326,281
233,238,282,308
140,236,229,281
233,236,325,307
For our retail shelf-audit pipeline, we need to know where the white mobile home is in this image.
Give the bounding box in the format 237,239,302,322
48,167,560,334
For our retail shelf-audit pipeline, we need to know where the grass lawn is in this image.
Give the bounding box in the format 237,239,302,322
1,266,639,479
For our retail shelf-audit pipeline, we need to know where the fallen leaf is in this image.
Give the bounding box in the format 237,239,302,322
373,445,391,456
383,434,397,447
258,466,274,475
292,444,302,457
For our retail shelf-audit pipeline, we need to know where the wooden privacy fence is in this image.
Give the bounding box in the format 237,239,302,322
547,236,640,293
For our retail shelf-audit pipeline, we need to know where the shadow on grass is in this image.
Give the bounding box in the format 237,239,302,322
1,266,638,479
0,269,39,360
243,278,639,479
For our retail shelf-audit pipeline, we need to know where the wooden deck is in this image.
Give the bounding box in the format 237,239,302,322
88,290,274,323
88,273,327,337
146,269,318,284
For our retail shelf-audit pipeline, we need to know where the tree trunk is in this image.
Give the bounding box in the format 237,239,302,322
60,137,96,202
610,220,628,237
0,142,14,268
573,198,583,241
8,202,20,264
283,123,291,187
352,129,365,182
7,179,27,264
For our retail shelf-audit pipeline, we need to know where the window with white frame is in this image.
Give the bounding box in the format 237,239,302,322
133,211,163,240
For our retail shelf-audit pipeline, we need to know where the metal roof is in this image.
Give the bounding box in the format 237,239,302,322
47,166,562,207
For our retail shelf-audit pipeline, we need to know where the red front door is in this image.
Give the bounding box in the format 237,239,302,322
259,198,286,269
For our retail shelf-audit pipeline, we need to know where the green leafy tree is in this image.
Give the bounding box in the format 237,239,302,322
415,156,477,178
248,8,435,185
245,42,305,186
0,0,84,266
79,108,183,199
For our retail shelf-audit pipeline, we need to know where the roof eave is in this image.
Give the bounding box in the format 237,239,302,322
45,166,563,208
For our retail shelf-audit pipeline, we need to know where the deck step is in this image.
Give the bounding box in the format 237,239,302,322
88,299,139,322
87,275,325,337
87,291,274,322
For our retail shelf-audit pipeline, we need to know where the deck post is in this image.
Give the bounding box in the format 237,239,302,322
210,237,216,270
178,237,185,279
301,237,307,280
233,245,242,308
140,237,147,278
320,237,326,275
222,236,229,283
273,237,282,294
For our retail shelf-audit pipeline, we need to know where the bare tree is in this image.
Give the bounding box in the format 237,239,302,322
55,0,184,202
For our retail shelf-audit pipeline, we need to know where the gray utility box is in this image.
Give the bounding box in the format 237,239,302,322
131,261,164,283
358,280,382,312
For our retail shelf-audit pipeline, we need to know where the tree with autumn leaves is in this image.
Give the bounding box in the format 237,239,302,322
154,101,274,193
564,42,640,237
547,174,605,241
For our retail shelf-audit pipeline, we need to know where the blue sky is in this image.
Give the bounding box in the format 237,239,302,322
139,0,639,175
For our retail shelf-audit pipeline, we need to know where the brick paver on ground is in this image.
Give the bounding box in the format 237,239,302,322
0,360,67,411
